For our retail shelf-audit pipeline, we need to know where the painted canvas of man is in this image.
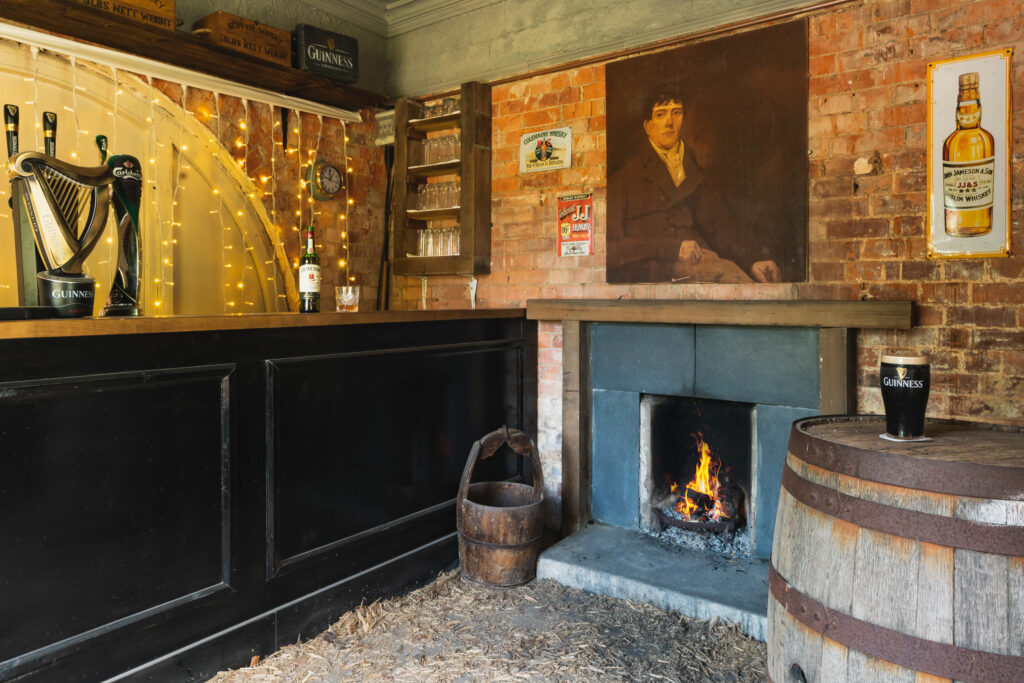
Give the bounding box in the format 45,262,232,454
606,21,808,284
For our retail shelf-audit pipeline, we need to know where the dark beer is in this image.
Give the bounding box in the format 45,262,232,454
880,354,930,439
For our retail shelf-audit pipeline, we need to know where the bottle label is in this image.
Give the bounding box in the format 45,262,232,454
298,264,321,293
942,156,994,210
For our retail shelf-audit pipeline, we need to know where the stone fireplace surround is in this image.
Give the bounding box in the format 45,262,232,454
525,300,912,639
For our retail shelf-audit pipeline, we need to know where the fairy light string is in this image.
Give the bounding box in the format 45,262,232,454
1,36,361,314
341,123,354,285
146,75,166,313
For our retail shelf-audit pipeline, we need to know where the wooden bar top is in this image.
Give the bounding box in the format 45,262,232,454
0,309,525,340
526,299,912,328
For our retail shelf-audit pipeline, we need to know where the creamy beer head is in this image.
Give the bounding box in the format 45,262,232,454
880,354,929,365
880,353,930,439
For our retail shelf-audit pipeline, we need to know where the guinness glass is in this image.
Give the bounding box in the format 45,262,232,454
880,354,930,439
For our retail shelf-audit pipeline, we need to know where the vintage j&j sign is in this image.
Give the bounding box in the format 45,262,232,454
520,127,572,173
557,193,593,257
927,49,1013,259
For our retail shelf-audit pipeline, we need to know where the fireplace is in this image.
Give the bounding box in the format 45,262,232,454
640,395,752,544
539,320,842,640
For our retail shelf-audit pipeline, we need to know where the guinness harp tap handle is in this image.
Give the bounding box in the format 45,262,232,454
4,104,19,157
10,151,114,316
43,112,56,158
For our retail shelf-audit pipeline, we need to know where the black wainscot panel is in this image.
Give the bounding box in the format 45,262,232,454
0,365,233,680
0,313,531,681
266,342,521,578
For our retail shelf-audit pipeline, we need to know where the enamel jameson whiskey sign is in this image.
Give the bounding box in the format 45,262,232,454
927,49,1013,259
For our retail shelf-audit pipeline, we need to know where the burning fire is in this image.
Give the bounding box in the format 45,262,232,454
672,433,730,521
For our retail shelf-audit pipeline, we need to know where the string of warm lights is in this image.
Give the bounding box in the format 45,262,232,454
165,83,189,312
30,46,40,151
1,37,361,314
292,108,302,266
268,106,285,307
341,123,354,285
212,92,233,312
306,114,323,263
238,98,251,310
147,75,166,313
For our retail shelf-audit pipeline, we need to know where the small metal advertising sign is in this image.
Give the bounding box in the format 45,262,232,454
520,127,572,173
557,193,594,256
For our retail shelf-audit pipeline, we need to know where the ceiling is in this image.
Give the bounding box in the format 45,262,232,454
297,0,494,37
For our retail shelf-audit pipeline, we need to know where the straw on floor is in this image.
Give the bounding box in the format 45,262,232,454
208,569,767,682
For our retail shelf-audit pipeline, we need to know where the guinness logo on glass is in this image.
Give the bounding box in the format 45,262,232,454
328,38,335,51
897,367,907,380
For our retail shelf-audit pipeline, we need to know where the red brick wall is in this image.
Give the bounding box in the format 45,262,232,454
386,0,1024,509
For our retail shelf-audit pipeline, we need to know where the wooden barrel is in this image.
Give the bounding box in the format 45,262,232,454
768,416,1024,683
457,426,544,587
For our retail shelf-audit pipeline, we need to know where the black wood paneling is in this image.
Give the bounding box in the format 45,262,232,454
0,315,530,681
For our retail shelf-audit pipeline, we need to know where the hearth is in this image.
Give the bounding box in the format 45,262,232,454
641,396,752,541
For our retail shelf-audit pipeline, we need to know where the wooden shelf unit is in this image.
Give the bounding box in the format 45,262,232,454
0,0,388,112
393,81,491,276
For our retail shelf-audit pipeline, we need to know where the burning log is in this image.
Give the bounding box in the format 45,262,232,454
683,487,714,511
715,479,744,522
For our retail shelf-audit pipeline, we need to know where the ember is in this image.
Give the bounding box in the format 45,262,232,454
668,433,745,527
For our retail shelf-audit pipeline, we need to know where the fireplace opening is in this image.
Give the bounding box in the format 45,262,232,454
640,395,754,554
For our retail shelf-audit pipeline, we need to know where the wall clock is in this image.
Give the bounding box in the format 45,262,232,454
306,158,344,201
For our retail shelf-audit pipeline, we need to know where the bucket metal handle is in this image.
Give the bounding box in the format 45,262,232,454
457,426,544,507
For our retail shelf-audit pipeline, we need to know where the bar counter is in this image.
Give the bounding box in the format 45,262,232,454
0,308,534,681
0,308,526,339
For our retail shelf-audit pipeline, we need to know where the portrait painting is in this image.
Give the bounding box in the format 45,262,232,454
606,20,808,283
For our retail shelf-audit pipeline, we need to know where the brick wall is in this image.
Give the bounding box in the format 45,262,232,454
387,0,1024,518
154,81,384,309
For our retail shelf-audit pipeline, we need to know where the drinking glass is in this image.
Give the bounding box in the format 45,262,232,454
335,285,359,312
880,354,930,438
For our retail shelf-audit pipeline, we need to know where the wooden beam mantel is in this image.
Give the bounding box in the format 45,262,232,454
526,299,912,329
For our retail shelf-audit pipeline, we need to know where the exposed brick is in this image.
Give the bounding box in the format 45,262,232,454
827,217,891,238
972,283,1024,304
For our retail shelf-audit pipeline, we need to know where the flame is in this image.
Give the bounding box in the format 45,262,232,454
671,433,729,521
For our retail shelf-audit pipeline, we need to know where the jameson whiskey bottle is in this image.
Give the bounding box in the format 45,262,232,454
298,226,321,313
942,72,995,237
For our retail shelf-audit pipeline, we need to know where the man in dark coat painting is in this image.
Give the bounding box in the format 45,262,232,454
607,84,781,283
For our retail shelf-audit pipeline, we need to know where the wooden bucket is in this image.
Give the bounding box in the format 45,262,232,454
768,416,1024,683
457,426,544,587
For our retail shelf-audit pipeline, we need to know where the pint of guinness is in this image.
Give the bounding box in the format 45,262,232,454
880,354,930,439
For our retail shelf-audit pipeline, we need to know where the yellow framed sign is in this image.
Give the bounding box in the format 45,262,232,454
927,49,1013,259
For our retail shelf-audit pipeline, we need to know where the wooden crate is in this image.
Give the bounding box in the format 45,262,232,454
192,11,290,67
69,0,175,31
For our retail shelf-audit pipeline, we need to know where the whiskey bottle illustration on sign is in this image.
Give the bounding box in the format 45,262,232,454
942,72,995,237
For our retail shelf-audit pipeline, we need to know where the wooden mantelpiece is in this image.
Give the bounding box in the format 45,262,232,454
532,299,914,536
526,299,912,328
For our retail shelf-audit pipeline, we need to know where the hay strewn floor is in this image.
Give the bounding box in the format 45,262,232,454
208,570,767,682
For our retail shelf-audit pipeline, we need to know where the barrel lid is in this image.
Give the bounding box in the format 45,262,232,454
789,415,1024,499
880,354,928,364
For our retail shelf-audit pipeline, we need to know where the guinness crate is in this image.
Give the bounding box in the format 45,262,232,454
192,11,291,67
71,0,175,31
293,25,358,84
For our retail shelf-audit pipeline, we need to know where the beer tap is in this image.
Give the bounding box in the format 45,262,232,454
42,112,57,158
4,104,18,157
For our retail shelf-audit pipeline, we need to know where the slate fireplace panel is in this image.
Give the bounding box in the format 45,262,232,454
589,323,819,558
